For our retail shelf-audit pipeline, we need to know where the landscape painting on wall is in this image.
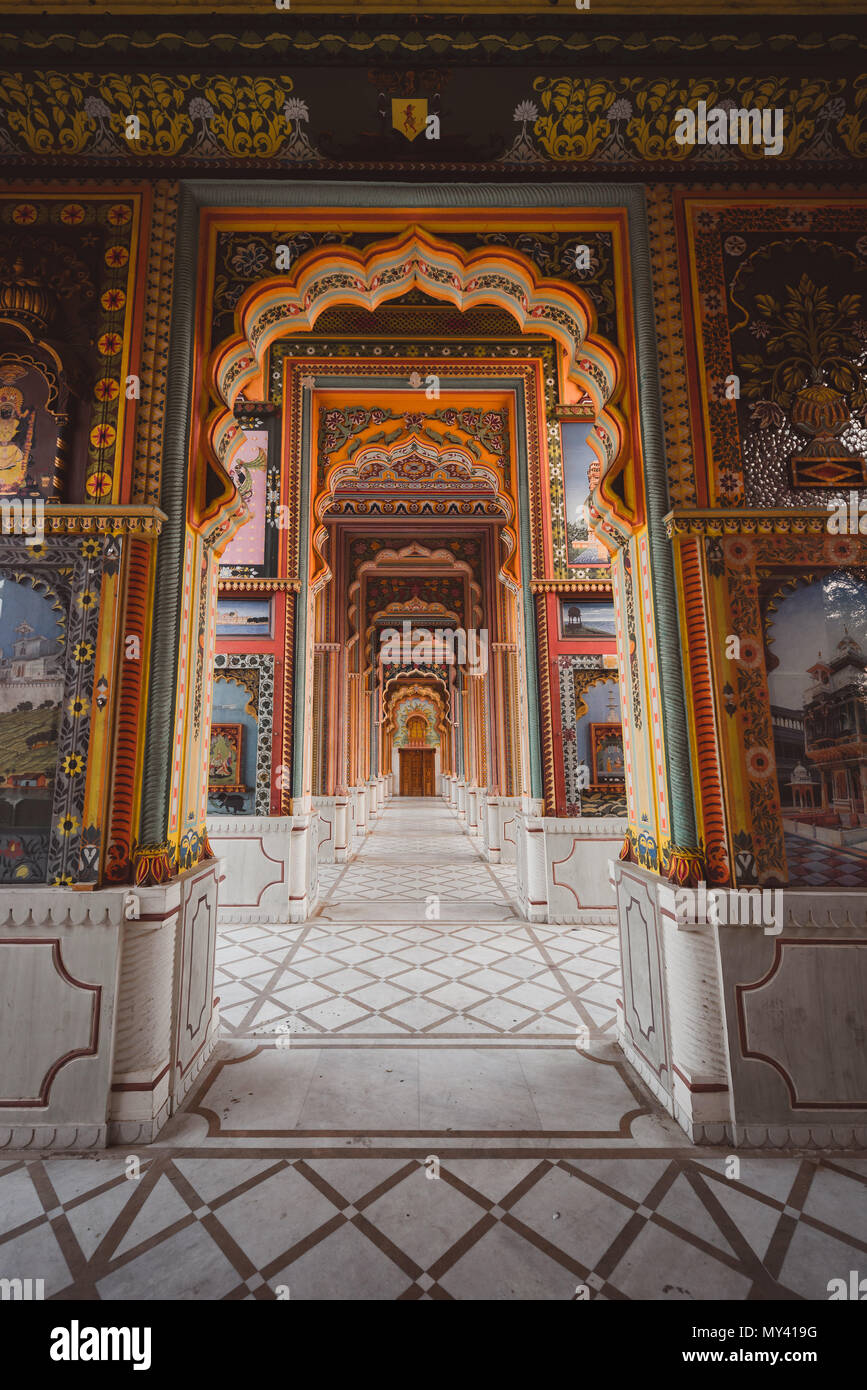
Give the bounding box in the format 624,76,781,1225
216,598,272,637
765,570,867,887
560,598,616,639
0,576,65,881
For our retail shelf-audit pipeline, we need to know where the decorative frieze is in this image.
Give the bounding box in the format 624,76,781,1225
39,506,166,537
665,508,836,538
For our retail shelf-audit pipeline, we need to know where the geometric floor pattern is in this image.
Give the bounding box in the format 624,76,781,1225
2,800,865,1299
216,916,622,1042
216,801,621,1043
783,830,867,887
3,1150,866,1300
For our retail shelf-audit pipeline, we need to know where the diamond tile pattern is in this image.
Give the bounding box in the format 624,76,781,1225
2,1150,865,1301
216,801,619,1041
2,799,863,1301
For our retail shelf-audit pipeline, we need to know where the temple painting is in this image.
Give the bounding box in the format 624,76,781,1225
0,576,64,879
766,572,867,886
591,722,625,785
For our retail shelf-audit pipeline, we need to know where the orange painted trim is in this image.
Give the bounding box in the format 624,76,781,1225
116,185,150,506
104,536,152,882
677,536,730,885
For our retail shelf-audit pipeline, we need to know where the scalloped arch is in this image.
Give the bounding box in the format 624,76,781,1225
206,225,625,479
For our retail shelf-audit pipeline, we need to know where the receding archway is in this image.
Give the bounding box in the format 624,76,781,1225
203,227,625,503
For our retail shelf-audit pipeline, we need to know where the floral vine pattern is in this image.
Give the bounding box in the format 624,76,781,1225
2,70,866,172
2,74,307,161
527,76,867,166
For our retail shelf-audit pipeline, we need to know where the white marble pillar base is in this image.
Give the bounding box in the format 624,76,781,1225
0,860,221,1149
207,814,320,924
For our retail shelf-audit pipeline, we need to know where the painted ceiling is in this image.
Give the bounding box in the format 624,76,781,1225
6,1,863,12
1,14,864,176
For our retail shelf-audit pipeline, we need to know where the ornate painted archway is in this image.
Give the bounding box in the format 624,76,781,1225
138,187,698,903
203,227,626,508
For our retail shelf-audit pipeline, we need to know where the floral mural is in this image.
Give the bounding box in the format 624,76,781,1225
682,198,867,508
394,697,440,748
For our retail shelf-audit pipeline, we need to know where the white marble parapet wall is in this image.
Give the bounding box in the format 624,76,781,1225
608,859,732,1142
479,795,520,865
610,858,867,1148
0,860,220,1150
312,796,336,862
542,816,627,924
0,887,127,1149
0,890,132,928
509,812,625,923
110,859,221,1145
514,808,548,923
332,794,350,861
314,784,387,864
207,813,320,924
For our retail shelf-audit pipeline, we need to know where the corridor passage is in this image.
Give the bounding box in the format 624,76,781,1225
215,796,621,1042
1,801,864,1300
316,797,520,923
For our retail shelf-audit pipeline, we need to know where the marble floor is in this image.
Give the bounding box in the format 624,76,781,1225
1,799,865,1300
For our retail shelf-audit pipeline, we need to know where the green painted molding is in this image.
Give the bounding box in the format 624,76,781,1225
625,187,699,851
140,180,697,855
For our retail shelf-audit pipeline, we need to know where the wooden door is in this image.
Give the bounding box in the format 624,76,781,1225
400,748,435,795
422,749,435,796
